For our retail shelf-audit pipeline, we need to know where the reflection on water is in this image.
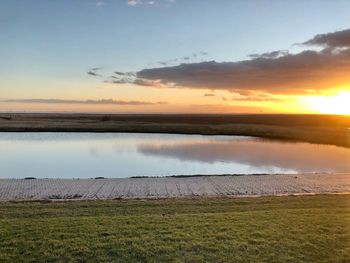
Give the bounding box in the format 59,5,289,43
0,133,349,178
139,139,350,172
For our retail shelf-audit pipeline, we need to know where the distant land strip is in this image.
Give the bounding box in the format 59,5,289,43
0,113,349,147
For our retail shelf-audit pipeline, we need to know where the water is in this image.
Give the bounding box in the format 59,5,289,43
0,132,349,178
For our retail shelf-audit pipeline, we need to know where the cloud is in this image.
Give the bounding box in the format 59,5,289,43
127,0,141,6
155,52,209,66
203,93,215,97
109,28,350,95
3,99,168,106
104,71,137,83
303,28,350,49
96,1,106,7
230,92,286,102
158,61,169,66
87,71,102,77
114,71,125,75
91,67,103,71
248,50,289,59
87,67,103,77
127,0,175,7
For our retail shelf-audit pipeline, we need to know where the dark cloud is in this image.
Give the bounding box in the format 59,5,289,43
129,28,350,95
102,52,209,84
87,71,102,77
105,79,130,84
4,99,168,105
87,67,104,77
158,61,169,66
248,50,289,59
204,93,215,97
156,52,208,66
133,79,161,87
303,28,350,48
105,72,137,83
91,67,103,71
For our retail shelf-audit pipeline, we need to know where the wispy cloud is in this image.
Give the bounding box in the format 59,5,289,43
96,1,106,7
248,50,289,59
104,72,137,84
127,0,175,7
88,52,209,84
87,71,102,77
87,67,103,77
91,67,103,71
127,0,141,6
3,99,168,106
230,93,287,102
154,52,209,67
107,28,350,96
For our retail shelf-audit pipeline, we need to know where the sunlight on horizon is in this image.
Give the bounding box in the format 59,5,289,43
305,90,350,115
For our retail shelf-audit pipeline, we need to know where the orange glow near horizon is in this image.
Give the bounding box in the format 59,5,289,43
1,84,350,114
304,90,350,115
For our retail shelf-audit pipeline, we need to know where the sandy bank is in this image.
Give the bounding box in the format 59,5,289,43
0,173,349,201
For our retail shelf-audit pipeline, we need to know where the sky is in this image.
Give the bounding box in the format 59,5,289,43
1,0,350,114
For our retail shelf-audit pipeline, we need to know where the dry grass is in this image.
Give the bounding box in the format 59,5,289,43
0,113,349,147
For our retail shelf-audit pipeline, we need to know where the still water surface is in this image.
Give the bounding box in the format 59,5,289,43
1,133,349,178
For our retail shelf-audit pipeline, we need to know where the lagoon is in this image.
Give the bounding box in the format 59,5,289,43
1,132,349,179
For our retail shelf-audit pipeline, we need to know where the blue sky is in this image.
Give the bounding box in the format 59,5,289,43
1,0,350,113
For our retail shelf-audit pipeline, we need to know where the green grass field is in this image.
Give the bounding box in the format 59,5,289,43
0,195,349,263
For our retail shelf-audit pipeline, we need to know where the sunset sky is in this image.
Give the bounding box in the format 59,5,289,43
1,0,350,114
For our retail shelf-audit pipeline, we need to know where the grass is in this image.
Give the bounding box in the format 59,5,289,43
0,195,349,262
0,113,349,148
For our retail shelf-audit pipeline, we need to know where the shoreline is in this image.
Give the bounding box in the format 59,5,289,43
4,192,350,203
1,113,349,148
1,173,349,202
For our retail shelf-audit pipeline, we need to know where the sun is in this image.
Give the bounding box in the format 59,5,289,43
306,91,350,115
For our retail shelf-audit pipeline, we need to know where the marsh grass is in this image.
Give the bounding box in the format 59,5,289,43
1,113,349,148
0,195,349,262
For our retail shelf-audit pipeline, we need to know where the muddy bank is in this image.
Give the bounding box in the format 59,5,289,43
0,173,349,201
